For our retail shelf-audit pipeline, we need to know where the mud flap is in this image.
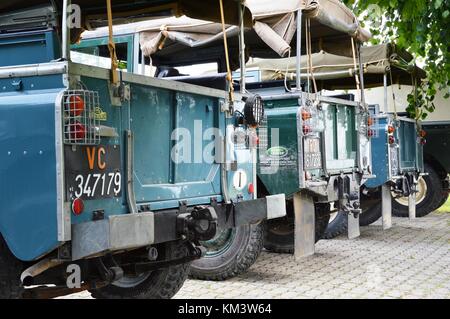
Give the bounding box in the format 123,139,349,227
293,192,315,260
381,184,392,230
347,212,360,239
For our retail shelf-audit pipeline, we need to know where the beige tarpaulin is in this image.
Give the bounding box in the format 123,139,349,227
0,0,253,30
136,0,371,58
247,0,371,54
246,44,426,89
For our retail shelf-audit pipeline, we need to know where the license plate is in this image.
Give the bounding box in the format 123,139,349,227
65,145,122,200
304,138,322,169
389,145,399,176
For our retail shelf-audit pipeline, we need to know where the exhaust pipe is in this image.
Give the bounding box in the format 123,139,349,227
20,258,63,286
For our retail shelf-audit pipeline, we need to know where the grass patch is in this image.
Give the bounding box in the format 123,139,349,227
436,197,450,214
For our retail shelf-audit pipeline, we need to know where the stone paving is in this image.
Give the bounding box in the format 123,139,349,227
61,212,450,299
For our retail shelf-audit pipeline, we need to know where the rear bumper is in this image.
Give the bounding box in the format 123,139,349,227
71,194,286,260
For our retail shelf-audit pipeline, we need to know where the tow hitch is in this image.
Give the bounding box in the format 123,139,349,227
177,205,218,241
121,242,205,274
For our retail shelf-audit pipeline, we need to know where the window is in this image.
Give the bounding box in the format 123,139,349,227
71,42,129,71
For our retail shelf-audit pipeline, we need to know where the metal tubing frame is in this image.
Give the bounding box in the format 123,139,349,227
296,9,303,92
62,0,71,61
383,73,388,114
238,1,246,94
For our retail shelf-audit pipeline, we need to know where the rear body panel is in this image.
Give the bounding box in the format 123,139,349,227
69,66,234,226
365,113,423,188
254,85,371,200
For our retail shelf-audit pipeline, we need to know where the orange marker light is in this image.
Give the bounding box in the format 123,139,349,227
388,125,395,134
302,111,312,121
419,130,427,138
367,118,374,126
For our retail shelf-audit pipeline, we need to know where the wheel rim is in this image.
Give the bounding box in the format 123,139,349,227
112,272,151,288
200,228,236,257
392,177,427,206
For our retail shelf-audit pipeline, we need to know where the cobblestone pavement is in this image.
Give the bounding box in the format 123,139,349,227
61,212,450,299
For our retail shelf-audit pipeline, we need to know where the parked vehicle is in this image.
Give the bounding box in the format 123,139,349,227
365,86,450,217
234,1,373,254
74,0,372,265
0,0,286,298
247,44,426,238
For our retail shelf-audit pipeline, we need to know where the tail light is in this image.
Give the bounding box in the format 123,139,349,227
303,125,312,135
72,198,85,216
301,107,314,136
389,135,395,144
67,95,85,116
70,121,87,141
305,171,312,180
419,129,427,138
248,183,255,194
420,138,427,145
388,125,395,134
368,129,375,138
63,90,100,145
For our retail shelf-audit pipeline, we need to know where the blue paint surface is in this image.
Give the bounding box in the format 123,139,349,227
0,88,64,261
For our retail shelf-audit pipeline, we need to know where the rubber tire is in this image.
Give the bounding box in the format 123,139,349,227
90,241,190,299
189,223,263,281
392,163,444,217
263,203,331,254
322,195,382,239
0,235,25,299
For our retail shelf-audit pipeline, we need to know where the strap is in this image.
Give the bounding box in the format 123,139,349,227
351,38,361,102
219,0,234,103
106,0,119,84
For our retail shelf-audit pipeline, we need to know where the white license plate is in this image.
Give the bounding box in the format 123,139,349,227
304,138,322,169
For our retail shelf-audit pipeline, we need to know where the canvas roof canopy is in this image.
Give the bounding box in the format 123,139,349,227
246,43,426,90
0,0,252,30
80,0,369,69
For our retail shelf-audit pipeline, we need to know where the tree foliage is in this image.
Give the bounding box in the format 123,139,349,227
343,0,450,118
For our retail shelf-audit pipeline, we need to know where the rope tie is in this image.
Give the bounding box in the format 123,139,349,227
106,0,119,84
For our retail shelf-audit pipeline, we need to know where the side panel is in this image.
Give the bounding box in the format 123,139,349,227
70,68,253,224
0,86,64,261
422,122,450,172
258,105,300,197
365,117,389,188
